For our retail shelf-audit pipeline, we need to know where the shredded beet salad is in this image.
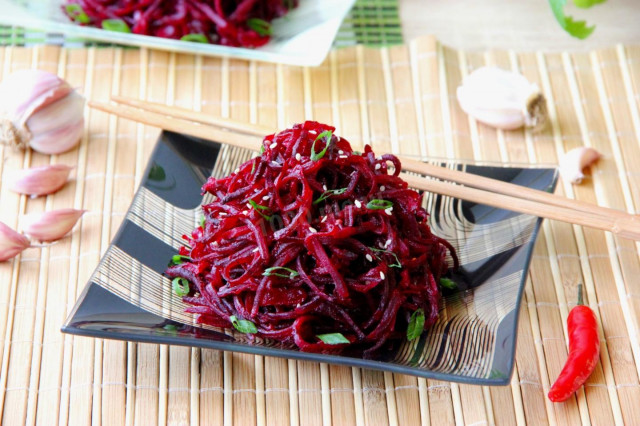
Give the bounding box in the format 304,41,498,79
166,121,458,356
63,0,298,48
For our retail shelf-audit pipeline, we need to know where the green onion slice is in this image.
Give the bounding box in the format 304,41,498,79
101,19,131,33
366,199,393,210
407,309,425,341
439,278,457,290
172,277,190,297
310,130,333,161
313,187,348,205
229,315,258,334
65,4,90,24
247,18,273,36
263,266,299,279
317,333,350,345
180,34,209,43
369,247,402,268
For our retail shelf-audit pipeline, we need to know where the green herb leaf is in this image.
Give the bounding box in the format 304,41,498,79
407,309,425,341
169,254,191,266
572,0,606,8
313,187,348,205
200,215,206,228
247,18,273,37
180,34,209,43
102,19,131,33
317,333,350,345
440,278,457,290
229,315,258,334
172,277,190,297
310,130,333,161
259,145,265,154
547,0,600,39
366,199,393,210
65,4,90,24
369,247,402,268
263,266,299,279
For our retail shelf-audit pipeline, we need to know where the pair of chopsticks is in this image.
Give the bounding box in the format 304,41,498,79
90,97,640,241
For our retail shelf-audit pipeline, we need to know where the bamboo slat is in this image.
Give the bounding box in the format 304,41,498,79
1,37,640,425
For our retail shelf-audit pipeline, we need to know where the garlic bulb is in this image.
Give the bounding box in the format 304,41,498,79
0,221,30,261
457,67,548,131
10,164,72,196
559,147,601,184
22,208,85,242
0,69,84,154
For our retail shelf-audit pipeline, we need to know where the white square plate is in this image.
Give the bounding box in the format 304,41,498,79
0,0,355,65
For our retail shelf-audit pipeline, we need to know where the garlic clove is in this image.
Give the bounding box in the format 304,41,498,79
0,69,84,153
21,208,86,242
457,66,548,131
0,221,30,261
559,147,601,184
9,164,72,196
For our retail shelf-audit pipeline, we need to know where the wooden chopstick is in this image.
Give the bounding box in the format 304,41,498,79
110,98,630,221
89,98,640,240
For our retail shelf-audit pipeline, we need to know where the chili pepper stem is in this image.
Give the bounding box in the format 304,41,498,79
577,283,583,306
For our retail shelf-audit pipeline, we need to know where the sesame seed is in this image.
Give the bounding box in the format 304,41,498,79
375,164,381,170
234,168,240,173
385,239,392,248
354,200,362,208
213,241,219,246
262,195,270,201
309,130,317,135
379,186,385,191
385,208,393,216
309,227,317,233
242,210,249,215
252,248,259,253
270,142,278,149
338,150,344,155
366,254,373,262
380,271,385,280
321,216,328,223
219,212,227,216
339,155,348,159
323,185,328,191
295,153,301,161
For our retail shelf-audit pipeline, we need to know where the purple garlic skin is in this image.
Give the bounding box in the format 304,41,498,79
22,208,86,242
9,164,72,196
0,221,30,262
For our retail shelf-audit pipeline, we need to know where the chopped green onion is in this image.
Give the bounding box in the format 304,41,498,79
310,130,333,161
249,200,272,220
407,309,425,341
263,266,299,279
259,145,265,154
317,333,350,345
163,324,178,332
172,277,190,297
366,199,393,210
247,18,272,37
200,215,206,228
229,315,258,334
180,34,209,43
169,254,191,266
440,278,457,290
101,19,131,33
65,4,90,24
313,187,348,205
369,247,402,268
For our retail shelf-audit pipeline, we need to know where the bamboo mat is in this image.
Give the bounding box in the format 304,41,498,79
0,36,640,425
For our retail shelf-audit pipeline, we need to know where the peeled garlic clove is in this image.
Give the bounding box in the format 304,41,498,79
0,221,30,261
9,164,72,196
457,66,548,130
0,69,84,154
22,208,86,242
559,147,601,184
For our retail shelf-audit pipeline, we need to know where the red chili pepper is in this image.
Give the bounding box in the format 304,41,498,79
548,284,600,402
